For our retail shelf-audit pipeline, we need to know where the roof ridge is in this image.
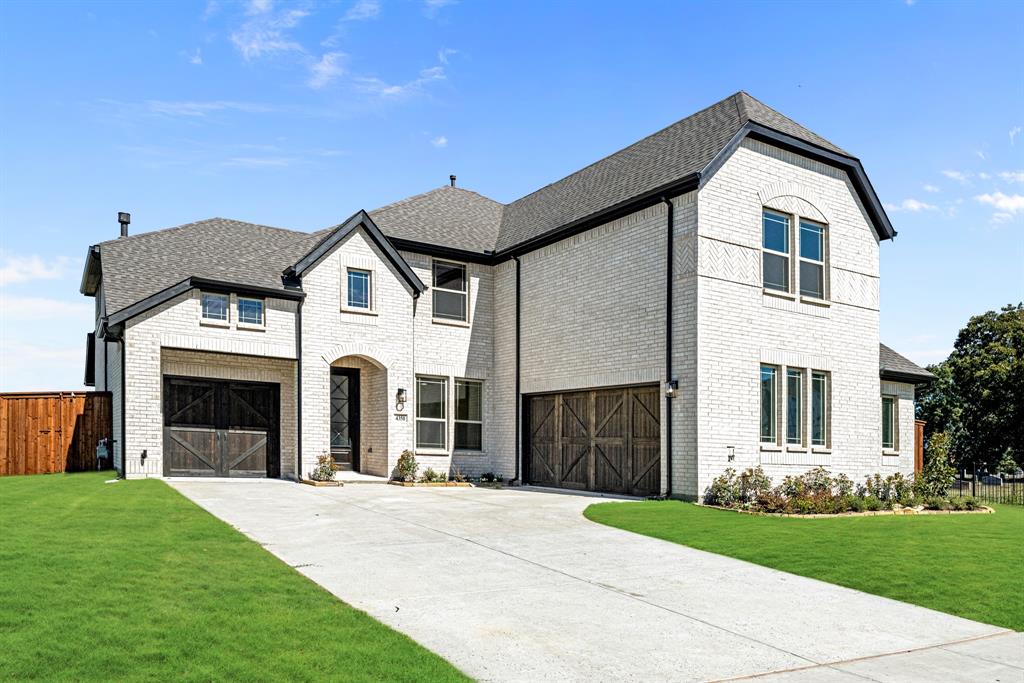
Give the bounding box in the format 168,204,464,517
97,216,310,246
371,185,503,215
505,92,746,210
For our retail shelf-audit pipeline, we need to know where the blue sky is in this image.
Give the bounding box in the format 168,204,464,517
0,0,1021,391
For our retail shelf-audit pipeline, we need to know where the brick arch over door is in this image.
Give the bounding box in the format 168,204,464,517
758,181,830,224
320,343,393,371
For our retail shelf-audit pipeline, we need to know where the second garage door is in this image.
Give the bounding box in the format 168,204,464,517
163,376,280,478
525,385,661,497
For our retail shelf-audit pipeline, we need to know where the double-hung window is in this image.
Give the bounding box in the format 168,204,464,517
786,369,803,445
760,365,777,443
347,269,371,310
416,376,447,450
201,292,229,322
454,380,483,450
799,220,826,299
432,260,467,322
882,395,897,451
762,211,790,292
238,297,264,325
811,371,828,447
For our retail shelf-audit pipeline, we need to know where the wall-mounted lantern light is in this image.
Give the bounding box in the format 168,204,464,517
727,446,735,462
665,380,678,398
395,388,407,410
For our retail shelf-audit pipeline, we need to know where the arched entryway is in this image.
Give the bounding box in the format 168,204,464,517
329,354,389,476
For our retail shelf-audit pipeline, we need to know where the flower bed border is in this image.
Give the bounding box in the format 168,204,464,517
699,503,994,518
387,481,472,488
301,479,343,488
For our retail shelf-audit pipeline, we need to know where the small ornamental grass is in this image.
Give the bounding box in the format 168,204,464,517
703,465,973,514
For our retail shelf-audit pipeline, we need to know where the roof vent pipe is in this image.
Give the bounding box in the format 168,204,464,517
118,212,130,238
449,175,456,187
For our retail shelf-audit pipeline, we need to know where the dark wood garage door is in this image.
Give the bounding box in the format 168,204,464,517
163,376,280,478
525,385,661,497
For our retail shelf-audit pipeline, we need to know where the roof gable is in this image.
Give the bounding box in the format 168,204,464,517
286,210,426,294
880,343,936,383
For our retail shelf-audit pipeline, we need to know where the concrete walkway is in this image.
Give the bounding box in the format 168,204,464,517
169,480,1021,682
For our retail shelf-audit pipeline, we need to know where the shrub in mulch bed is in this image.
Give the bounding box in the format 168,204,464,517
703,466,987,516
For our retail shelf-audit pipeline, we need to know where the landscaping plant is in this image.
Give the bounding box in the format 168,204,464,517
395,450,418,482
310,453,336,482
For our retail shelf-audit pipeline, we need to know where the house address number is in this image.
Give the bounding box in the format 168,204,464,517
394,413,408,421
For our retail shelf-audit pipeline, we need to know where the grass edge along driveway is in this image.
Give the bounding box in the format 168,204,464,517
0,472,469,682
584,500,1023,632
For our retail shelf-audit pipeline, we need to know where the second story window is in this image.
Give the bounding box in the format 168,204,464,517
238,297,264,325
799,220,826,299
347,269,371,310
762,210,790,292
201,292,229,322
432,260,467,322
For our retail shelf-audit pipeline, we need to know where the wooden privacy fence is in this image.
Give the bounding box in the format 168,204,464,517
914,419,926,474
0,392,112,476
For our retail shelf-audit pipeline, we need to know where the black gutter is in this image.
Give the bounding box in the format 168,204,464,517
880,370,936,385
388,238,496,265
512,255,522,485
120,333,126,477
661,198,674,499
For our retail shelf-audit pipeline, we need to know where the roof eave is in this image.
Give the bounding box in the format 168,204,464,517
79,245,101,296
880,368,936,384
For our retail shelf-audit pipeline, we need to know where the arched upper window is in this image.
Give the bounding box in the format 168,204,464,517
761,207,829,301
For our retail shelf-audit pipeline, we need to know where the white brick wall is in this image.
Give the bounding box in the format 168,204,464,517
692,138,907,497
297,228,495,480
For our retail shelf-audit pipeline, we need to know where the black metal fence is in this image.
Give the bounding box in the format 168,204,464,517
950,470,1024,506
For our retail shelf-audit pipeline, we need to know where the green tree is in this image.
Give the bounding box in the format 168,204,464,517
915,360,960,440
946,303,1024,470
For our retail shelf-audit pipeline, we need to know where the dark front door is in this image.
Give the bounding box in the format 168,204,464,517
330,367,360,470
525,385,661,497
163,376,280,477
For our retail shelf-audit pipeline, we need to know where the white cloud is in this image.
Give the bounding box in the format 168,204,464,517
431,135,448,148
188,47,203,65
978,172,991,180
230,5,308,60
0,253,72,286
308,51,346,89
999,171,1024,183
0,341,88,392
344,0,380,21
1010,126,1021,146
438,47,457,64
145,100,277,117
354,64,446,98
0,295,92,321
941,170,970,184
991,212,1013,225
425,0,455,7
922,183,939,193
976,191,1024,214
884,198,937,213
976,150,987,161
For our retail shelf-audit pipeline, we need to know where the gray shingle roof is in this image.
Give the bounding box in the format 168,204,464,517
98,218,309,315
495,91,849,251
369,186,503,253
880,343,936,382
92,92,857,316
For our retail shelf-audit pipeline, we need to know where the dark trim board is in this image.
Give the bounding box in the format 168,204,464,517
329,367,360,471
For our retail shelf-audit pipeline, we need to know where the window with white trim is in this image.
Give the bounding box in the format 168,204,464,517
238,297,264,325
432,260,467,322
454,380,482,451
799,220,826,299
882,395,897,451
416,376,447,450
762,210,790,292
347,269,371,310
811,371,828,447
786,368,803,445
201,292,229,321
760,365,777,443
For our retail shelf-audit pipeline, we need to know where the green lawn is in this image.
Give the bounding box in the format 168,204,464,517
0,472,468,682
585,500,1024,632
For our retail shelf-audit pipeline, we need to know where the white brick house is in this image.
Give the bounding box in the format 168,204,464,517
80,92,933,498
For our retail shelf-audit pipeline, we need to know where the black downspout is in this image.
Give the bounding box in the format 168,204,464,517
295,302,303,481
513,255,522,485
661,197,674,499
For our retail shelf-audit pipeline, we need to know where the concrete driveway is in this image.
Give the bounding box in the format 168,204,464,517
169,480,1021,682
